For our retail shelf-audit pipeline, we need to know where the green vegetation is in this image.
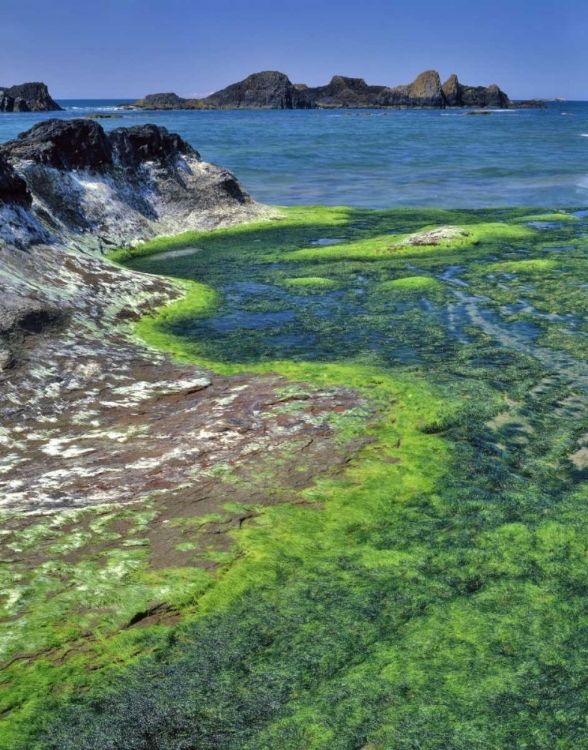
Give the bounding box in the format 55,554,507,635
282,276,340,290
6,205,588,749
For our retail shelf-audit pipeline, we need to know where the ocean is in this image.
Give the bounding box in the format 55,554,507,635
0,99,587,209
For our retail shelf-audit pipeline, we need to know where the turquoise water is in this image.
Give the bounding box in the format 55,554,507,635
0,99,587,208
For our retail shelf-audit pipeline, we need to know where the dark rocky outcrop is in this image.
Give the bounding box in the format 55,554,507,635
109,123,197,168
442,74,510,108
204,71,309,109
2,120,199,173
125,92,208,110
0,119,271,249
377,70,445,108
130,70,513,110
3,119,115,171
0,82,62,112
298,76,387,109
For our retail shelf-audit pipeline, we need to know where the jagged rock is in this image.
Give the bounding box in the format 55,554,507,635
194,69,511,109
378,70,445,108
442,74,460,106
3,119,114,171
132,92,188,108
109,123,196,168
442,74,510,109
0,82,62,112
204,71,310,109
300,76,387,108
0,119,272,249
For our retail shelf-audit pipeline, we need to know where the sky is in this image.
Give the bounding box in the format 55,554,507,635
1,0,587,100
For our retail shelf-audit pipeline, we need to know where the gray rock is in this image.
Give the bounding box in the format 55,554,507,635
0,119,274,250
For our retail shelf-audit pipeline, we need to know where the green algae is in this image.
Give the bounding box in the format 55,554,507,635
380,276,442,292
281,276,340,290
8,205,588,749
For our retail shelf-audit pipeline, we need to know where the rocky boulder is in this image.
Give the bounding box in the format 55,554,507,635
131,92,188,108
0,82,62,112
4,119,114,170
378,70,445,108
300,76,387,108
0,119,272,249
442,74,510,108
204,71,310,109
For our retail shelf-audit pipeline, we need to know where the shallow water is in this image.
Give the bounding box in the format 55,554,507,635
1,100,588,208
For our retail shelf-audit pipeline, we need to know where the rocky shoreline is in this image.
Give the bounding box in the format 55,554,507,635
0,119,363,517
126,69,544,111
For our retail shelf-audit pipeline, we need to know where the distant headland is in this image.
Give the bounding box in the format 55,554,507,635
0,82,63,112
124,70,544,111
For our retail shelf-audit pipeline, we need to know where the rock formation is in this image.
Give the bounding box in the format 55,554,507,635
128,70,516,110
0,119,270,250
377,70,446,108
0,118,359,535
126,92,209,110
441,74,510,108
0,82,62,112
203,71,310,109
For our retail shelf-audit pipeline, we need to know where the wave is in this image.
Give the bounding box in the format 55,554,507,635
66,106,121,112
581,134,588,137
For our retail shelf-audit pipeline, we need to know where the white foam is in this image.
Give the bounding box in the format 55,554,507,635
581,134,588,138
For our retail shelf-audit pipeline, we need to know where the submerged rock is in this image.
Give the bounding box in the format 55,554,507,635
399,226,471,246
0,82,62,112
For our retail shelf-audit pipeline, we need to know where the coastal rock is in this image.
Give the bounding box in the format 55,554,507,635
203,71,309,109
123,92,209,111
1,119,272,249
4,119,114,170
192,70,510,110
299,76,387,108
442,74,510,108
441,74,460,106
378,70,445,108
0,82,62,112
132,92,188,108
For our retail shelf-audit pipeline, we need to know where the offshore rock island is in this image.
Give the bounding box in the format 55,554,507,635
0,82,62,112
127,69,540,110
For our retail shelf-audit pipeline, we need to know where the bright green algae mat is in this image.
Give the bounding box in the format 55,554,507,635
10,205,588,749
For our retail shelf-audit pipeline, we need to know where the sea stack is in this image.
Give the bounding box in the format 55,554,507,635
0,82,63,112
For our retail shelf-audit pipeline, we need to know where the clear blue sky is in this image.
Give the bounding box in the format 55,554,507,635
1,0,587,100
